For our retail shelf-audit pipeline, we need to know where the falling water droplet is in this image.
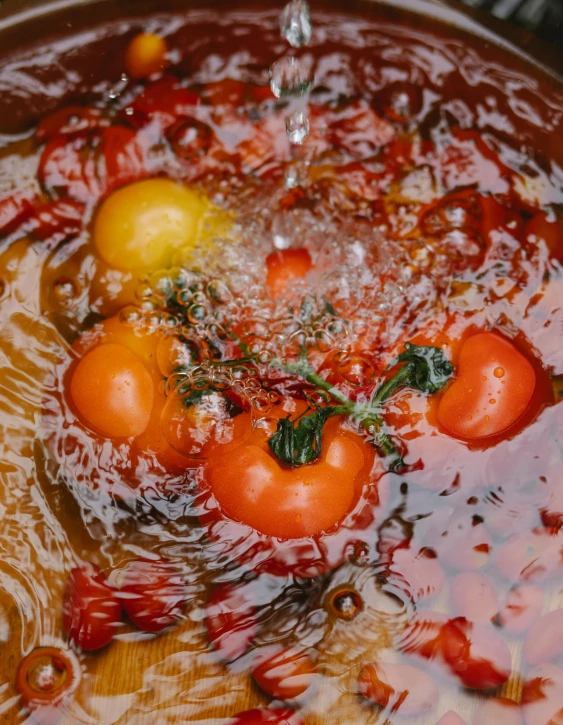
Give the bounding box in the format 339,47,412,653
280,0,312,48
286,110,310,144
269,56,313,99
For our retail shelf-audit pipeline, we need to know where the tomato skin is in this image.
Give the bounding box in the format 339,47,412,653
398,612,449,662
523,611,563,667
70,342,155,438
522,664,563,725
449,572,499,623
252,647,316,700
62,564,122,651
119,558,187,633
388,547,445,602
440,617,512,690
225,709,305,725
38,134,102,202
0,191,34,237
36,105,108,143
438,332,536,440
318,350,376,401
436,711,466,725
265,248,313,296
205,583,258,661
127,76,199,130
357,662,438,715
472,698,523,725
494,528,563,584
15,646,80,725
101,126,148,194
28,199,84,244
497,585,544,635
205,423,365,539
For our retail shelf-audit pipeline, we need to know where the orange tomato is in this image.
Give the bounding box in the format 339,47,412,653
252,647,315,700
437,331,536,439
265,248,313,296
125,32,168,79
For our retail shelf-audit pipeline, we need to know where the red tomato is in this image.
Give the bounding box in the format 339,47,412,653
70,342,155,438
265,248,313,296
127,76,199,130
329,99,395,157
0,191,34,237
398,612,449,661
440,618,512,690
225,709,304,725
101,126,148,194
497,585,544,635
15,646,80,725
526,211,563,262
357,662,438,715
472,698,523,725
522,663,563,725
62,563,122,651
449,572,499,623
205,421,366,539
28,199,84,244
438,332,536,440
35,105,108,143
205,582,258,661
541,476,563,530
494,527,563,584
38,134,102,202
437,514,491,571
119,558,187,633
436,712,467,725
252,647,315,700
523,611,563,667
318,350,376,400
388,547,445,602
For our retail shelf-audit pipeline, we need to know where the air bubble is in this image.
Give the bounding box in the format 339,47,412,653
280,0,312,47
269,56,314,99
286,110,310,144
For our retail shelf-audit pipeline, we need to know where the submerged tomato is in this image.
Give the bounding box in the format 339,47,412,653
119,558,187,633
205,582,258,661
226,709,305,725
265,248,313,296
522,664,563,725
16,646,79,725
497,585,544,635
62,563,122,651
358,662,438,715
438,332,536,439
252,647,316,700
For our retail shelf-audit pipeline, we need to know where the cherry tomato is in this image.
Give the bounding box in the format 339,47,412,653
35,105,108,143
119,558,187,633
265,248,313,296
205,582,258,661
438,332,536,440
494,527,563,584
449,572,499,623
318,350,376,400
225,709,305,725
62,563,122,651
28,199,84,245
357,662,438,715
127,76,199,130
523,611,563,666
496,585,544,635
93,179,207,271
0,191,34,237
436,712,467,725
522,663,563,725
472,698,523,725
388,547,445,601
101,126,148,194
16,646,80,725
440,617,512,690
70,342,155,438
252,647,315,700
38,134,102,202
125,32,168,79
398,612,449,661
206,424,365,539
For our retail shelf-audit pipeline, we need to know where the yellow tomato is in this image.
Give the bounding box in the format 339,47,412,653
125,33,168,79
93,179,208,271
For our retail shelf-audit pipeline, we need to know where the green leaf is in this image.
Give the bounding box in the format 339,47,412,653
268,407,329,467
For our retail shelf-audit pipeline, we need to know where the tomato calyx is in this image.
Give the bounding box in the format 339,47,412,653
15,646,80,711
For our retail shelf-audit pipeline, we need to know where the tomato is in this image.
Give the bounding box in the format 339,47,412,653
93,179,207,271
101,126,149,194
127,76,199,130
472,698,523,725
205,582,258,661
436,712,467,725
62,563,122,651
523,611,563,666
328,100,395,157
38,134,102,202
125,32,168,79
440,617,512,690
494,527,563,584
265,248,313,296
119,558,187,633
35,105,108,143
398,612,449,662
387,547,445,601
438,332,536,440
318,350,376,400
160,393,251,459
226,709,305,725
0,191,34,237
252,647,316,700
522,663,563,725
15,647,80,725
357,662,438,715
28,199,84,244
497,585,544,635
205,420,365,539
166,117,215,162
70,342,154,438
526,211,563,262
449,572,499,623
437,513,491,571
